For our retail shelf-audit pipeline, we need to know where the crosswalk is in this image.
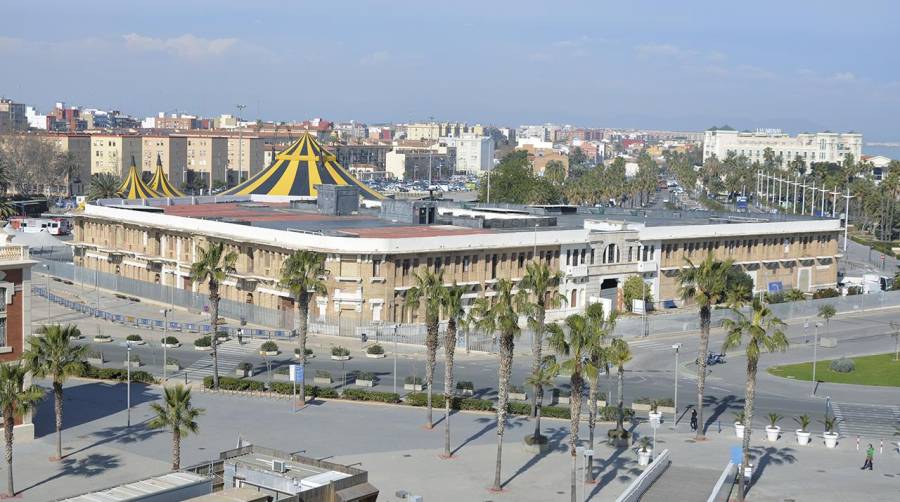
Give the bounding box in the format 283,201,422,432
627,338,680,352
182,339,264,380
832,402,900,440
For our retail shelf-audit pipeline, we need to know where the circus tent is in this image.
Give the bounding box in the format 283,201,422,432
148,154,185,197
221,133,383,200
117,157,159,199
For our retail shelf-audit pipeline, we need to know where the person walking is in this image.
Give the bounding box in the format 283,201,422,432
690,409,698,432
861,444,874,470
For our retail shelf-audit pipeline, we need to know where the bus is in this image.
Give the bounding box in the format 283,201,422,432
8,217,71,236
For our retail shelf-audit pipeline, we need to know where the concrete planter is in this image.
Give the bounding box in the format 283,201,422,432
404,383,424,391
294,353,314,360
260,350,279,356
356,379,375,388
165,363,181,372
87,357,105,366
734,422,745,438
632,403,651,412
331,355,351,361
557,395,570,405
93,336,112,343
235,368,250,377
457,389,474,397
509,392,527,401
658,406,676,415
523,436,550,454
314,377,333,386
824,431,839,448
123,360,142,368
126,339,146,345
796,430,811,445
648,411,662,425
638,449,653,467
161,343,181,348
194,345,212,351
765,426,781,442
274,373,290,381
365,353,386,359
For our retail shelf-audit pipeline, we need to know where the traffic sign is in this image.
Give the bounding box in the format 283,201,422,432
289,364,304,383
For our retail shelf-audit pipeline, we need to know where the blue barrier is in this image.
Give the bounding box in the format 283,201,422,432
169,321,181,331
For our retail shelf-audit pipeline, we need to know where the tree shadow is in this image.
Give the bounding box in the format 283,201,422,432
20,453,122,493
451,415,526,456
589,441,642,499
66,420,163,457
746,445,797,495
501,426,568,488
702,394,745,434
34,382,160,438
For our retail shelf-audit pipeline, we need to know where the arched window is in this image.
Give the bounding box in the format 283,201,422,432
570,289,578,308
604,243,619,264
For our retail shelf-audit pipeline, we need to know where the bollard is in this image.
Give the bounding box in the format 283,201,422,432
880,440,883,454
857,436,860,451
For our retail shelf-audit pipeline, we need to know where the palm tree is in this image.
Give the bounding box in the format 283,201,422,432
520,261,565,435
677,253,733,439
440,283,466,458
548,313,598,502
608,338,632,435
280,250,327,404
404,267,445,429
87,173,121,201
584,302,616,481
722,297,789,502
147,384,205,470
525,355,558,444
0,363,44,496
23,324,86,460
818,304,836,337
470,278,524,492
190,242,237,389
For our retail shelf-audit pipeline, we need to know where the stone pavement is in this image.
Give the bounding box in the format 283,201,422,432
14,379,900,501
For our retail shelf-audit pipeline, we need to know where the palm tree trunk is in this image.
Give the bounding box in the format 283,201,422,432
54,381,64,460
605,362,612,405
297,293,309,404
209,284,220,390
569,373,583,502
531,304,545,421
586,376,598,482
5,414,14,497
739,354,759,502
491,333,513,491
533,390,543,441
616,364,625,431
443,319,457,458
173,430,181,470
696,305,711,439
425,318,439,429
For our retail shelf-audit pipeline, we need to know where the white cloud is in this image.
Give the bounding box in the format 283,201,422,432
123,33,237,59
830,72,856,82
635,43,697,59
359,50,390,66
0,37,25,52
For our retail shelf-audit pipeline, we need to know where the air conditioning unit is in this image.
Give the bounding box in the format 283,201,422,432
272,459,286,473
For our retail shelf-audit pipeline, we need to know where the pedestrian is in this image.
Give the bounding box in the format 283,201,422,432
861,443,874,470
690,409,698,432
237,328,243,346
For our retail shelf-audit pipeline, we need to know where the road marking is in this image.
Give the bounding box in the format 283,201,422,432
182,339,265,379
832,402,899,440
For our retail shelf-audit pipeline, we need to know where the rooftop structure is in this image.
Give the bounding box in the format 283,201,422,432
56,472,211,502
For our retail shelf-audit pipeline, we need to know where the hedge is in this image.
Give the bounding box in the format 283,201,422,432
342,388,401,403
203,376,265,391
405,392,494,411
79,363,156,384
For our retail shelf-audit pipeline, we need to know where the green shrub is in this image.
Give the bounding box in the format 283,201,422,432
165,357,179,366
238,362,253,372
405,376,423,385
274,366,289,375
294,347,313,356
80,363,156,384
126,334,142,342
315,386,339,398
260,341,279,352
509,385,525,394
194,335,212,347
357,371,376,381
162,336,180,345
764,292,786,304
315,370,332,380
405,392,494,411
507,401,530,415
332,346,350,357
830,357,855,373
542,406,571,419
598,405,634,421
622,275,654,312
633,397,675,407
270,382,316,396
456,381,474,391
86,350,103,360
812,288,840,299
366,344,384,355
846,286,863,296
203,376,265,391
342,388,400,403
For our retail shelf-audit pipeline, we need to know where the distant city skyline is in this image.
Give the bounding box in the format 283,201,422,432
1,0,898,142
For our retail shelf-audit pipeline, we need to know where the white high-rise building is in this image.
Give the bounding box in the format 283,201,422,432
444,135,494,174
703,128,862,167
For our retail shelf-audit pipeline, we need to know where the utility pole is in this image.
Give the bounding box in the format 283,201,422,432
812,323,821,395
831,187,839,218
842,186,854,252
236,104,247,184
672,343,682,426
161,308,170,382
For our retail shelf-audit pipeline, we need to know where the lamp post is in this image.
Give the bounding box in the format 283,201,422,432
43,263,50,326
672,343,682,426
161,308,171,382
126,340,132,427
236,104,246,183
842,187,854,252
812,322,821,395
392,324,399,395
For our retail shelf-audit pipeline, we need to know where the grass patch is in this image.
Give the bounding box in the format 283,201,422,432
768,353,900,387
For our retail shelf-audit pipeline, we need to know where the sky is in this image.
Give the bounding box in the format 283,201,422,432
2,0,899,143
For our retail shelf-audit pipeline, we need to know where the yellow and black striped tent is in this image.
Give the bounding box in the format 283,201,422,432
222,132,383,200
117,157,159,199
148,154,185,197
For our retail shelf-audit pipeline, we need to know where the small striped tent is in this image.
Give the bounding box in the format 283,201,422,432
117,157,159,199
148,154,185,197
222,132,383,200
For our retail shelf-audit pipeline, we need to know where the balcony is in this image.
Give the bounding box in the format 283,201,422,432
0,245,30,263
566,265,588,277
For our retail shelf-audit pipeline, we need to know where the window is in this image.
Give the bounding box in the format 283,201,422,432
373,258,381,276
402,259,411,276
517,253,525,269
463,256,470,272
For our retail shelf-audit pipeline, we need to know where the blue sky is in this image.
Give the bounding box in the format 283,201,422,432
2,0,899,141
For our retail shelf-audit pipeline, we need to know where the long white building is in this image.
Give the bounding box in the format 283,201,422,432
703,129,862,167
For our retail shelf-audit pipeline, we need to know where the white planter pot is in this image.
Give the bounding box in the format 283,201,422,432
365,353,386,359
658,406,676,415
260,350,279,356
509,392,528,401
123,361,141,368
165,364,181,372
734,422,745,438
331,355,351,361
638,450,653,467
457,389,474,396
404,383,424,391
161,343,181,348
126,340,145,345
356,379,375,388
194,345,212,351
824,431,839,449
274,373,289,381
765,426,781,442
796,430,811,445
93,337,112,343
87,358,104,366
313,377,332,386
294,353,314,359
648,411,662,424
557,396,570,405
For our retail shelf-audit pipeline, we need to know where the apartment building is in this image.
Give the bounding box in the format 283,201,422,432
405,122,484,141
0,98,27,132
141,136,188,189
444,135,495,174
43,133,91,194
703,129,863,167
385,146,456,180
90,135,143,176
182,135,228,189
225,136,265,184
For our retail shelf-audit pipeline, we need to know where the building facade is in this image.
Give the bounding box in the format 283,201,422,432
184,136,228,189
445,135,494,174
703,129,863,167
225,136,265,185
90,135,143,176
45,133,91,195
0,235,36,441
141,136,188,188
0,99,27,133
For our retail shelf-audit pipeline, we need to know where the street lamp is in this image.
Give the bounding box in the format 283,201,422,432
812,322,821,395
392,324,399,395
126,340,133,427
161,308,171,382
42,263,50,326
672,343,682,427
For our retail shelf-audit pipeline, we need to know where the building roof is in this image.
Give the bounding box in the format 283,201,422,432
148,154,185,197
56,472,209,502
222,133,383,200
117,157,159,199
